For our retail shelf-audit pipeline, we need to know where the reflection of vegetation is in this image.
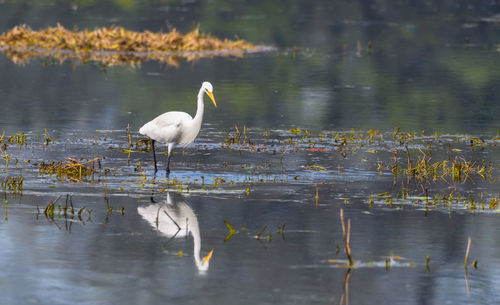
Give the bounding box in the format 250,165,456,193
0,24,258,66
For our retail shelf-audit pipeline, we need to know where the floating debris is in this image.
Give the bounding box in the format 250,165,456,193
306,165,327,172
0,24,261,66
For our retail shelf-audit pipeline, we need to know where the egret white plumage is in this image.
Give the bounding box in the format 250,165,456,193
139,81,216,175
138,193,213,272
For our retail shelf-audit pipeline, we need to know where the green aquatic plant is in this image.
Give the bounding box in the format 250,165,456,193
306,165,327,171
277,222,286,240
225,124,253,146
43,195,62,218
135,139,152,152
8,131,27,146
39,157,101,182
42,128,53,145
1,175,23,194
224,220,235,242
368,190,500,212
1,152,11,169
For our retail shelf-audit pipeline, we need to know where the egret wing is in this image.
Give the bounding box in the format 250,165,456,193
140,111,193,143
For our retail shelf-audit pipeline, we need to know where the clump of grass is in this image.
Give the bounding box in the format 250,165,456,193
39,157,101,181
408,155,493,183
0,24,258,66
369,190,500,212
135,139,153,152
43,128,53,145
1,175,23,194
225,124,253,146
379,148,493,185
7,131,27,146
44,195,62,218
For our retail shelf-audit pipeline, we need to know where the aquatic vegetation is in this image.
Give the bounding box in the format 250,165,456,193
43,195,61,218
42,128,53,146
0,24,259,67
0,126,496,216
224,220,235,242
225,124,253,146
369,191,500,213
277,222,286,240
1,175,23,195
42,194,92,223
39,157,101,182
134,139,153,152
378,150,494,183
1,152,11,169
7,131,27,146
306,165,327,171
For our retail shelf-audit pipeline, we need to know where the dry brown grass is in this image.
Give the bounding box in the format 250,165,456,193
0,24,258,66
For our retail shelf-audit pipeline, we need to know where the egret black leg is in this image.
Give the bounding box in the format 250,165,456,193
166,154,171,176
151,139,158,173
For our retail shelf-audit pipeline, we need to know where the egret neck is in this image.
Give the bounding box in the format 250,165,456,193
192,86,206,132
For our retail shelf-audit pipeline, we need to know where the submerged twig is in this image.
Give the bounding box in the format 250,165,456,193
340,209,353,266
465,237,471,269
339,268,351,305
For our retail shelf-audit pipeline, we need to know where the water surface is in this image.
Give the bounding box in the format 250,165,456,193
1,1,500,304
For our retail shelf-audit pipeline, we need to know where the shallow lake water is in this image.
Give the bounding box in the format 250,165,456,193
1,1,500,305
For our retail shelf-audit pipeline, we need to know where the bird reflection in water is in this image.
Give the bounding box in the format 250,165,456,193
137,193,213,272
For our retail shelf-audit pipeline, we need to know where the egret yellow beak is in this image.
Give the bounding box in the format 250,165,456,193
206,91,217,107
202,249,214,264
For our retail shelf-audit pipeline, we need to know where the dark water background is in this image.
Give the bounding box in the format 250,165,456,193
0,1,500,305
1,1,500,133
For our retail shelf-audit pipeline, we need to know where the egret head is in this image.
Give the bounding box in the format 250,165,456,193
202,81,217,107
198,249,214,272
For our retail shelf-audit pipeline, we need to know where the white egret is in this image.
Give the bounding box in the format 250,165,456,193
137,193,213,272
139,81,217,175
